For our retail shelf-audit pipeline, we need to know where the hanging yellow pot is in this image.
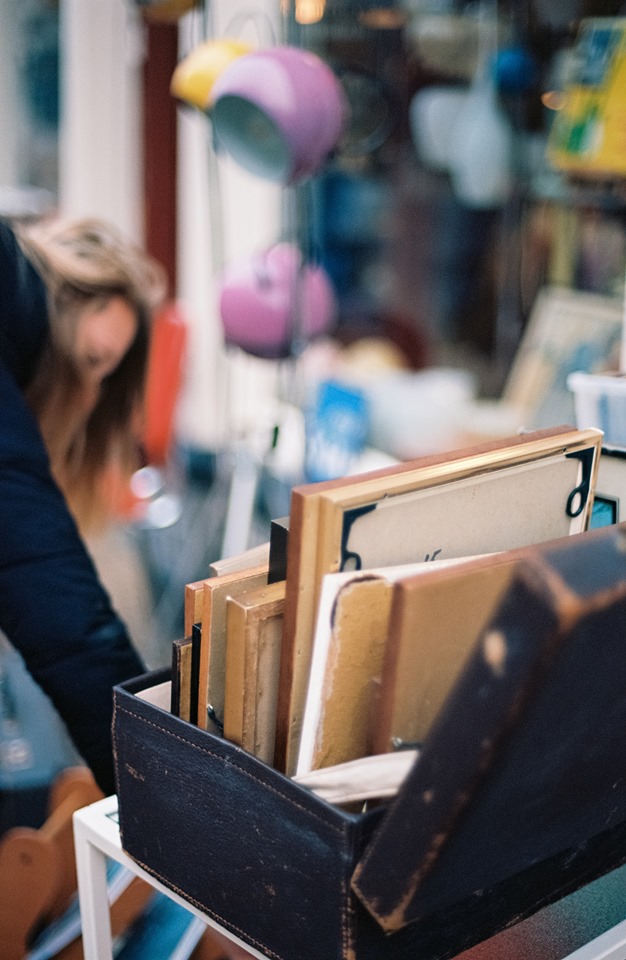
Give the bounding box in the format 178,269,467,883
170,38,253,110
139,0,199,25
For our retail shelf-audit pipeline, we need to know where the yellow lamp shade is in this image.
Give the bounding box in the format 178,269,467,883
140,0,199,23
170,39,253,111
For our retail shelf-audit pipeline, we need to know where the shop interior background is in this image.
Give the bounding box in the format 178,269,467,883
1,0,625,663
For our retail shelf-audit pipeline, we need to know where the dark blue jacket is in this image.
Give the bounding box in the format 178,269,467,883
0,219,145,796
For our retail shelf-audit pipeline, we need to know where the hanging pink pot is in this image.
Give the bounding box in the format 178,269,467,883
211,46,348,184
219,243,337,359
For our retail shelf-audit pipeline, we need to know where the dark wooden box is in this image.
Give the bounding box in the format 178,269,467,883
113,523,626,960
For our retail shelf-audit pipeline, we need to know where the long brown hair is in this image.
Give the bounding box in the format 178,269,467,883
17,216,167,532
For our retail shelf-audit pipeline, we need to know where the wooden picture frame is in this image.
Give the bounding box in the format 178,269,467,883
208,540,270,579
297,571,396,776
170,633,196,723
223,580,286,765
590,447,626,528
184,578,207,637
197,563,269,732
296,557,489,776
373,551,522,756
276,425,602,773
502,286,624,429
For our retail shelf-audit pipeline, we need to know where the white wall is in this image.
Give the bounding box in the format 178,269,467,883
59,0,143,239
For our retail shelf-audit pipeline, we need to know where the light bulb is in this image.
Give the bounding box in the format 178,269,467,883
295,0,325,25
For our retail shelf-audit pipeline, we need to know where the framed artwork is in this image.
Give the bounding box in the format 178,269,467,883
590,447,626,528
547,17,626,178
184,578,207,636
296,557,482,776
502,285,624,429
276,425,602,773
373,552,521,757
224,580,285,765
198,563,269,733
170,631,199,723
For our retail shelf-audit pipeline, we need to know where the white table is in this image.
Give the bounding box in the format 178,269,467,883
73,795,269,960
74,796,626,960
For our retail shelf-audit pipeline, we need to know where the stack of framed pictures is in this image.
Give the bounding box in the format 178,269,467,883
114,421,626,960
276,423,602,774
170,423,605,781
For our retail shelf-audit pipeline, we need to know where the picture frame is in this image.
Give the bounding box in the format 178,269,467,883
502,285,624,430
276,425,602,773
184,578,207,637
170,632,198,723
197,563,269,733
296,558,478,776
208,540,270,579
296,570,396,776
547,17,626,179
373,551,522,757
223,579,286,765
590,447,626,527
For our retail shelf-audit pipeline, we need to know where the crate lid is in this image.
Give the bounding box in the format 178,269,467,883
351,523,626,933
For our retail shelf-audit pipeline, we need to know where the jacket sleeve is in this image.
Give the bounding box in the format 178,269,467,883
0,220,49,385
0,360,146,796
